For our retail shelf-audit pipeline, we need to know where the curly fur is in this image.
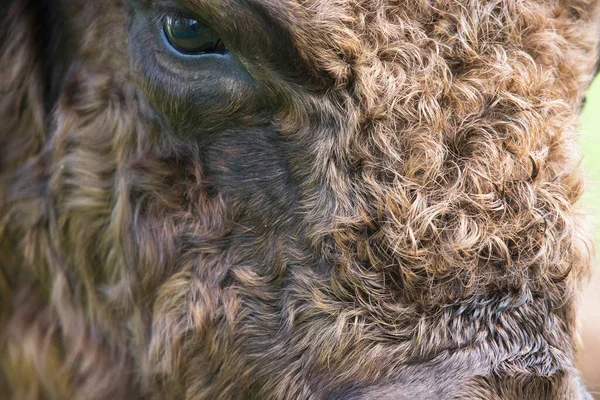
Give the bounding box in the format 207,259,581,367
1,0,599,398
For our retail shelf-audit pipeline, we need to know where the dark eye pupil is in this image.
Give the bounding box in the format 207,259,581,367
163,16,227,55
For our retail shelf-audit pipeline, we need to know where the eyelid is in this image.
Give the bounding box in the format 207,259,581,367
148,3,210,30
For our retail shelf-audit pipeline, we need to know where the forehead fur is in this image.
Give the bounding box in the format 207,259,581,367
264,0,600,303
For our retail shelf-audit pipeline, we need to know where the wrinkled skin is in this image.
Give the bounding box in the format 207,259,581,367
1,0,599,399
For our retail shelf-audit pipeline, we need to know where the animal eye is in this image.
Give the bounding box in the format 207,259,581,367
163,15,227,55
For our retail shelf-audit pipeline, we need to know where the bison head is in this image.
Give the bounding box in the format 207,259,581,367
1,0,599,398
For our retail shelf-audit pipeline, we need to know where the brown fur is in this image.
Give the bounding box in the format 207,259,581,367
1,0,599,398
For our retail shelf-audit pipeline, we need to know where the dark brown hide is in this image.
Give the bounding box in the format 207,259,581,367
1,0,599,398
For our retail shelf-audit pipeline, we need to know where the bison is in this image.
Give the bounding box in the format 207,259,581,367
1,0,599,398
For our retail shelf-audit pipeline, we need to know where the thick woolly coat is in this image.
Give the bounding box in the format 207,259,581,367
1,0,599,398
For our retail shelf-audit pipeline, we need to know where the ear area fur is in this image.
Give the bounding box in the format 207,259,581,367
0,0,72,167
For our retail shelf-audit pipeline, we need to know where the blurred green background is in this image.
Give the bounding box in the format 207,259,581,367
579,76,600,395
582,76,600,225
